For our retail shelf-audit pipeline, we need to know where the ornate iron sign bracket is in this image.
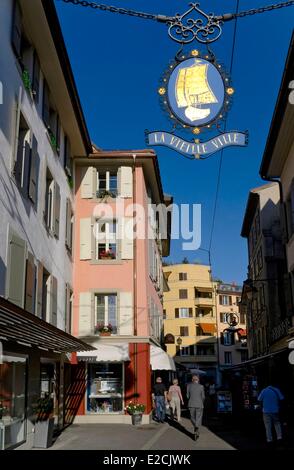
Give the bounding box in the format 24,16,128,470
167,3,223,44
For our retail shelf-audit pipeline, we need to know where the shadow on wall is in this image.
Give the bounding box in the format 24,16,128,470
64,363,87,425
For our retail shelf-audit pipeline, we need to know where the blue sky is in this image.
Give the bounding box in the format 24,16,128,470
56,0,294,283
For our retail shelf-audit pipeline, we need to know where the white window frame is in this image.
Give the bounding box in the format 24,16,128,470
179,307,189,318
95,293,118,333
95,220,117,260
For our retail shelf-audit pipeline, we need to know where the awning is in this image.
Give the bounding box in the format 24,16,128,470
77,343,130,362
195,287,213,293
150,345,176,371
0,297,94,353
237,329,247,337
198,323,216,334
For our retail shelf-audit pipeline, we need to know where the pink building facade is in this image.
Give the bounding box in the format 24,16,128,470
72,149,172,423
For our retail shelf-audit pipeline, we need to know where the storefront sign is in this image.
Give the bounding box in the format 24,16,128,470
147,130,247,157
147,50,248,159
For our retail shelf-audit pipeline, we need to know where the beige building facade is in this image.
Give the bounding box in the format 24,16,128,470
163,264,218,382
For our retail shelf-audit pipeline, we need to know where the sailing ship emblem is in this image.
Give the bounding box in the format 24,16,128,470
176,61,218,122
166,57,225,127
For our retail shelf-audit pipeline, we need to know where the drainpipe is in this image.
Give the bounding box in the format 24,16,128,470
132,154,138,401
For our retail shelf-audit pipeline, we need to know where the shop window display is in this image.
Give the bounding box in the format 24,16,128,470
87,363,123,413
0,354,27,449
242,375,259,410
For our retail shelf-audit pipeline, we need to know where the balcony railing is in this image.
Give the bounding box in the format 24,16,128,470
195,297,213,306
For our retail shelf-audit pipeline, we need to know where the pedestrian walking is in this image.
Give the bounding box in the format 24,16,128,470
168,379,184,423
258,383,284,447
186,374,205,440
152,377,168,423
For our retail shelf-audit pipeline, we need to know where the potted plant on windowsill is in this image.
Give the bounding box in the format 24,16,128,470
95,323,113,336
125,402,146,425
99,249,116,260
33,395,54,448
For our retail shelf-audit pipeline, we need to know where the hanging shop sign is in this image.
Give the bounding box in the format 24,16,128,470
146,50,248,159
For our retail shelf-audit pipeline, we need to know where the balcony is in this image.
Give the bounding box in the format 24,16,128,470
195,297,214,307
176,355,217,363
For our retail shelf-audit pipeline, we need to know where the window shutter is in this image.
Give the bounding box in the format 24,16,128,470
32,51,40,102
119,292,133,335
120,217,133,259
50,276,58,326
22,140,31,194
65,283,72,333
80,218,92,259
7,230,26,307
231,331,235,345
175,308,179,318
36,261,43,318
220,332,224,345
81,166,96,198
229,296,232,306
29,135,39,204
119,166,133,198
79,292,92,336
25,252,36,314
189,308,193,318
65,198,72,250
11,1,22,58
42,81,50,128
53,181,60,238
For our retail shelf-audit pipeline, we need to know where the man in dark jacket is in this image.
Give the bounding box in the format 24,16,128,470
186,375,205,439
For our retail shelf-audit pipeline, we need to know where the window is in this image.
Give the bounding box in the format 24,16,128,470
224,352,232,365
223,331,233,346
180,326,189,336
241,350,248,362
0,354,27,449
163,309,166,320
240,312,246,323
220,312,229,323
196,325,203,336
179,289,188,299
43,80,60,154
96,221,117,260
97,170,118,197
179,307,192,318
44,168,60,237
64,136,73,178
179,272,187,281
41,269,57,325
95,294,117,334
219,295,232,306
180,347,190,356
196,345,215,356
195,289,212,299
14,113,30,187
87,363,123,413
65,199,74,253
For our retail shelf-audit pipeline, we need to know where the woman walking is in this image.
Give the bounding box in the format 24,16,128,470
168,379,184,422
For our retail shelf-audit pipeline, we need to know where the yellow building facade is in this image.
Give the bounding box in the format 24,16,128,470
163,264,218,382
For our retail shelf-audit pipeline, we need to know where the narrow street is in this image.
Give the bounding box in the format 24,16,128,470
38,413,293,451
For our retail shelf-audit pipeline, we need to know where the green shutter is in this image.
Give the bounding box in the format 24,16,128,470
175,308,179,318
53,182,60,238
29,135,39,204
189,308,193,317
51,276,58,326
7,230,26,307
25,252,36,314
42,81,50,128
22,140,31,194
36,261,43,318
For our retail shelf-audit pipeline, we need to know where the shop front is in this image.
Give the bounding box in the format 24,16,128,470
0,298,93,449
